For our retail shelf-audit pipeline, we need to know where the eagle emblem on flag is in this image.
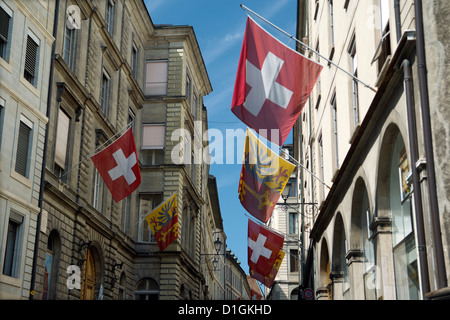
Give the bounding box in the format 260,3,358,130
145,193,178,251
238,129,295,223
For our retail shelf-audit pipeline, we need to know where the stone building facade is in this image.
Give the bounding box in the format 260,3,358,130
297,0,450,300
2,0,230,301
0,0,54,299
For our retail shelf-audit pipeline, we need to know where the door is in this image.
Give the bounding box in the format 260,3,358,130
81,249,95,300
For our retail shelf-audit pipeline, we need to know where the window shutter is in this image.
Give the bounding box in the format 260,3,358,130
15,120,32,177
55,109,70,169
145,61,168,95
0,6,10,42
24,36,38,79
142,124,165,149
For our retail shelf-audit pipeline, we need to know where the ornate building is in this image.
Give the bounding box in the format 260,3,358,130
297,0,450,300
6,0,233,300
0,0,55,299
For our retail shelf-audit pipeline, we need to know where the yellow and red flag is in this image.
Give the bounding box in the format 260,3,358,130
238,129,296,223
145,193,178,251
250,250,285,289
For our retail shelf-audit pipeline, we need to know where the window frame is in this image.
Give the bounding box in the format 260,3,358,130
144,60,168,96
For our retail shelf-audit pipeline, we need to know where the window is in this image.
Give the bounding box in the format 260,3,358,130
318,134,325,200
145,61,168,96
186,74,191,103
192,94,198,119
134,278,159,300
289,211,299,234
360,187,376,300
63,25,76,71
290,249,299,273
24,33,39,86
138,194,163,242
93,170,104,211
315,41,322,103
0,3,13,62
142,124,165,165
131,43,138,78
0,100,4,150
372,0,392,74
349,36,359,126
328,0,335,50
42,231,60,300
331,93,339,168
15,116,33,178
105,0,114,35
54,108,70,176
100,71,110,116
389,135,419,299
3,212,23,278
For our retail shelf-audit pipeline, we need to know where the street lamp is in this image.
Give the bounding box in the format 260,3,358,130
214,237,222,254
282,183,291,202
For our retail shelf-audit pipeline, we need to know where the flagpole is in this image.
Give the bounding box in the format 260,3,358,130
240,4,378,93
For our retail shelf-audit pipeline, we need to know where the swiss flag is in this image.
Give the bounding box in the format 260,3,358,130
248,219,284,277
91,127,141,202
232,17,322,146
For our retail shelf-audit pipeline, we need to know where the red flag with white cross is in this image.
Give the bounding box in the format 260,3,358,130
248,219,284,277
91,127,141,202
231,17,322,146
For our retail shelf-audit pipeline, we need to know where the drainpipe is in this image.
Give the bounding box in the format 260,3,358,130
29,0,60,300
402,60,430,298
414,0,448,290
393,0,402,43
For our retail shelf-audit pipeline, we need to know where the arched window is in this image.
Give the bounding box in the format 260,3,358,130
332,214,349,299
134,278,159,300
360,186,376,299
118,272,126,300
42,230,60,300
389,133,419,299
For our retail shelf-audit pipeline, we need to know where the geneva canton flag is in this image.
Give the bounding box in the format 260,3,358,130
231,17,322,146
145,193,178,251
239,129,295,223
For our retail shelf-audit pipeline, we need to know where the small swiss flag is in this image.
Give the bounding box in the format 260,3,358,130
248,219,284,277
231,17,322,146
91,127,141,202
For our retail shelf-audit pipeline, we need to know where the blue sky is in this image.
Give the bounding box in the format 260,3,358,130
144,0,297,272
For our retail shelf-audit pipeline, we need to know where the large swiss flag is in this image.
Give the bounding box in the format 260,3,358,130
248,219,284,277
232,17,322,146
91,127,141,202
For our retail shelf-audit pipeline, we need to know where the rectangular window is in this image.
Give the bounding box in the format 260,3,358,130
145,61,168,96
24,34,39,86
3,212,23,278
106,0,114,35
142,124,165,165
131,43,138,78
15,117,32,178
139,194,163,242
0,3,12,61
329,0,335,48
100,71,110,116
289,212,299,234
63,25,76,71
349,36,359,126
331,94,339,168
54,108,70,171
93,170,104,211
290,249,299,273
0,101,4,150
318,134,325,200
